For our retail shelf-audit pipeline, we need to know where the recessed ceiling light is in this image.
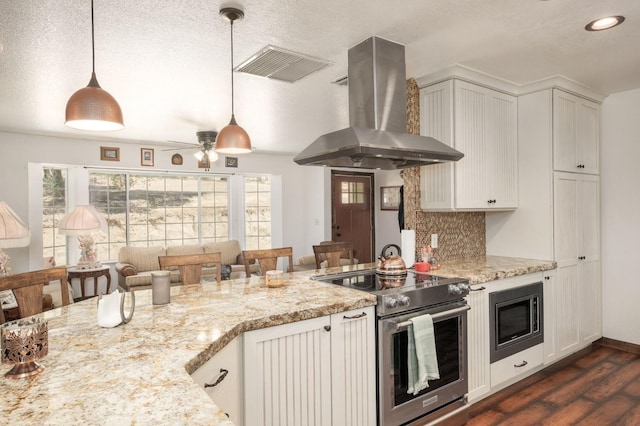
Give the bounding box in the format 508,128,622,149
585,15,625,31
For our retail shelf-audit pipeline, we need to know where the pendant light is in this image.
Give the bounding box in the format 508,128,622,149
215,7,252,154
65,0,124,131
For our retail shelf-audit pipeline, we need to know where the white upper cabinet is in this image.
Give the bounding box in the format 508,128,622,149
420,79,518,211
553,89,600,174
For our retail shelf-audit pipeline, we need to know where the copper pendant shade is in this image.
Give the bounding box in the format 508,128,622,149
215,7,251,155
65,0,123,131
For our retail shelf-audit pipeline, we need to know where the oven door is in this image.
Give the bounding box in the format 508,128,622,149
378,302,469,426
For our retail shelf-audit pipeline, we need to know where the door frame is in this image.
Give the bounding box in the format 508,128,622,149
330,170,375,263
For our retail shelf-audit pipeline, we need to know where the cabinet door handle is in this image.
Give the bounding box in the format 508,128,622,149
343,312,367,320
324,325,332,332
470,286,486,291
204,368,229,388
514,360,528,368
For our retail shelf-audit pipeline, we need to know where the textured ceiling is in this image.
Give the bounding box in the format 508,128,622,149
1,0,639,155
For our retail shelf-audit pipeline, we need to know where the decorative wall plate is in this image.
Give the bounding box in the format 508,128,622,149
171,153,183,165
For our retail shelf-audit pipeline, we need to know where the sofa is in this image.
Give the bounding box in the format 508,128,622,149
116,240,253,291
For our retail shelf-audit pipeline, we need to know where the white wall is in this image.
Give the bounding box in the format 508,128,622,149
0,130,326,272
374,170,404,258
601,88,640,345
0,130,400,274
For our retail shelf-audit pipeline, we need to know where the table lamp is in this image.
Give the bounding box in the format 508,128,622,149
58,205,107,269
0,201,31,276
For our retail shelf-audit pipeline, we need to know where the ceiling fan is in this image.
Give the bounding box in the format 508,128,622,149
164,131,219,164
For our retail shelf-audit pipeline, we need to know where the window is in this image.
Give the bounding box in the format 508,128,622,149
244,176,271,250
89,172,229,260
341,181,365,204
89,173,127,261
41,168,273,264
42,167,67,266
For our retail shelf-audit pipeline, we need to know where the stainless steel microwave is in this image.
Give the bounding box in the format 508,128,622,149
489,281,543,363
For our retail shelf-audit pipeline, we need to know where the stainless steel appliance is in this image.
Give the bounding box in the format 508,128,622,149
314,269,470,425
295,37,464,170
489,281,543,363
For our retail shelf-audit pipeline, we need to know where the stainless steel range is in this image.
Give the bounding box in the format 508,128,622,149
314,268,471,426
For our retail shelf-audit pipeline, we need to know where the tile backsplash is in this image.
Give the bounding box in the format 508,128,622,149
402,78,485,262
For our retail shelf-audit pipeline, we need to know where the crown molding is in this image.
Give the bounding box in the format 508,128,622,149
415,64,606,103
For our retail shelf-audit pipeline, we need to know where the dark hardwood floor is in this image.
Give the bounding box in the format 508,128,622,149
468,344,640,425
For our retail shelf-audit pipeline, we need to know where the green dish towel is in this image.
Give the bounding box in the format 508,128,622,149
407,314,440,395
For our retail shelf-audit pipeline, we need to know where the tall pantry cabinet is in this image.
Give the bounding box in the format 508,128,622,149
486,86,602,364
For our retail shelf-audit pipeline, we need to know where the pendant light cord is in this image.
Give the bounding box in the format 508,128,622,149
230,19,235,117
91,0,95,74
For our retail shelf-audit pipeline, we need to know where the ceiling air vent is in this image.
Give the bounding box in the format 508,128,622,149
234,45,332,83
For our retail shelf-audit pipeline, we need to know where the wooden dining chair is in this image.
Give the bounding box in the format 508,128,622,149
312,242,355,269
158,252,222,285
0,266,71,324
241,247,294,276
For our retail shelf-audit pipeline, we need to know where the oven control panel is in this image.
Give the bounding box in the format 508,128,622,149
448,283,470,296
385,294,411,309
377,279,470,316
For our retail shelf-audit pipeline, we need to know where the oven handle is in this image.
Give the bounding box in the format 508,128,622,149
393,305,470,330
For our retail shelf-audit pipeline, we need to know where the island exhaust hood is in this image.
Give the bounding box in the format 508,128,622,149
294,37,463,170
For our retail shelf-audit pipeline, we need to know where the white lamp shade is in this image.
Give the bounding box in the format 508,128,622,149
0,201,30,248
58,205,107,235
194,150,205,161
207,150,219,162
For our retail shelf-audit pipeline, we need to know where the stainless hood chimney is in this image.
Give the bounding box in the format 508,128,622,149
294,37,463,169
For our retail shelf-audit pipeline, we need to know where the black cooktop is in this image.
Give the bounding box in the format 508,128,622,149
313,268,470,316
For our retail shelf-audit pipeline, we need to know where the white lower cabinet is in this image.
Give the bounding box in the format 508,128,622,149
579,259,602,345
329,308,377,426
468,273,547,400
191,336,243,425
465,284,490,403
244,306,376,426
490,344,543,389
542,270,557,365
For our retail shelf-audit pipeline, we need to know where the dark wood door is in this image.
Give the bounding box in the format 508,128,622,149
331,172,374,263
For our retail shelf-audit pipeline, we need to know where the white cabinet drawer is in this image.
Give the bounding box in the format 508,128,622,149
191,336,243,425
491,343,543,389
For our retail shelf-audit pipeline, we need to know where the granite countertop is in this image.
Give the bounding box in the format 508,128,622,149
0,267,376,425
429,255,557,284
0,257,553,423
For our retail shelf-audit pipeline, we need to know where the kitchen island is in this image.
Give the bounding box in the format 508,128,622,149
0,266,376,424
0,256,556,424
